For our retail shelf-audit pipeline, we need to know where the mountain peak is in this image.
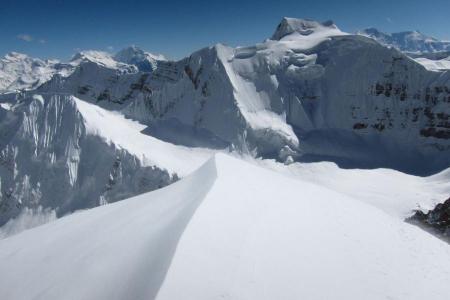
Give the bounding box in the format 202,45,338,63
3,52,29,61
271,17,340,40
114,46,166,72
114,46,146,61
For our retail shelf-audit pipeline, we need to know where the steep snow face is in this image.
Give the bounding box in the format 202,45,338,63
358,28,450,53
114,46,166,72
0,52,73,92
0,93,212,228
1,154,449,300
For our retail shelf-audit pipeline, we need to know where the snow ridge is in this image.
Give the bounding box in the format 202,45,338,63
1,154,449,300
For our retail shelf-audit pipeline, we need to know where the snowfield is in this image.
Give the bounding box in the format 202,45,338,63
0,154,449,300
259,158,450,219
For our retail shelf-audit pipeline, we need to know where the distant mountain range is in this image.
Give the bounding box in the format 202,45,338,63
0,17,449,231
357,27,450,53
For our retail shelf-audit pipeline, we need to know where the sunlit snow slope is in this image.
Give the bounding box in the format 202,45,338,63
1,154,449,300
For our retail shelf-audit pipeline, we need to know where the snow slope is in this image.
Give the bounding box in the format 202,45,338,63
0,154,449,300
258,158,450,219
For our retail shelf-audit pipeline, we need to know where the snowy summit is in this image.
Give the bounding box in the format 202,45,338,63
271,17,343,40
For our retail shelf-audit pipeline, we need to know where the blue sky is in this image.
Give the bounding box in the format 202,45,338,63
1,0,449,60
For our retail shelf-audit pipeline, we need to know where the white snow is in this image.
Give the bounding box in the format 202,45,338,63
216,44,300,148
70,50,132,71
0,52,70,92
209,19,348,152
414,56,450,71
0,154,449,300
256,158,450,219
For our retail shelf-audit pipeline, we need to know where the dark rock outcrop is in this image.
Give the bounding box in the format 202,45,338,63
408,197,450,242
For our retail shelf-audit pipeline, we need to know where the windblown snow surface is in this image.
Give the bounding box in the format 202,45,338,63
0,154,449,300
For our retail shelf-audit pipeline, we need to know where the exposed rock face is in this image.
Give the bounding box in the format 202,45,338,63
408,197,450,242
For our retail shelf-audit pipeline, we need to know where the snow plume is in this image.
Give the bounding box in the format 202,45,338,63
0,206,56,239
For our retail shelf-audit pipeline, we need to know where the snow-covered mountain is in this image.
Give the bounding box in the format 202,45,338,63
114,46,166,72
0,52,73,92
358,28,450,71
0,17,449,299
358,27,450,53
0,47,167,93
0,17,449,232
1,154,449,300
31,18,450,172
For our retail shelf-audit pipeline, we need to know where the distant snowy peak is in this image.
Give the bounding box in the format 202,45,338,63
3,51,31,62
271,17,344,41
114,46,167,72
358,28,450,53
70,50,137,73
0,52,71,92
69,48,166,73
